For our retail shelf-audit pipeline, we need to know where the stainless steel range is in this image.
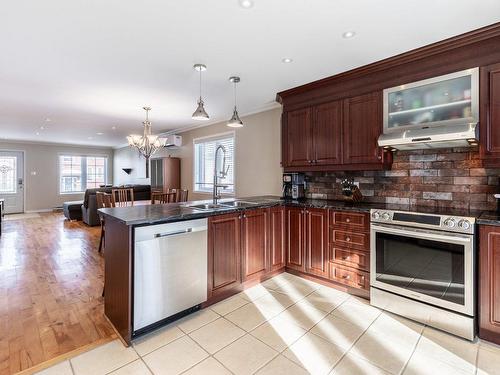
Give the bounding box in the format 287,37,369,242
370,209,476,340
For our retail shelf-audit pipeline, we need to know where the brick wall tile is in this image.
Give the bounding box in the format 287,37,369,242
454,177,488,185
422,192,452,200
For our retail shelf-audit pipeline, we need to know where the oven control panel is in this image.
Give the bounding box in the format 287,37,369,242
370,209,475,234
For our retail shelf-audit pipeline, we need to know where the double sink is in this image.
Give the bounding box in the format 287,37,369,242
185,199,277,211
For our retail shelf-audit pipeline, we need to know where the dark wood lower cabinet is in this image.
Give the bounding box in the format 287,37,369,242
305,208,329,278
207,213,242,298
479,225,500,345
286,207,306,271
269,206,286,272
241,209,269,282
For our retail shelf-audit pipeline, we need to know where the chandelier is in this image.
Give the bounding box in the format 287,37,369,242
127,106,167,178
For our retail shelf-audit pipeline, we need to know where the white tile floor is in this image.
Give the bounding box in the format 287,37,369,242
36,272,500,375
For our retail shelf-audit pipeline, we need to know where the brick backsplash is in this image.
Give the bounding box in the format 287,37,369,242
305,147,500,211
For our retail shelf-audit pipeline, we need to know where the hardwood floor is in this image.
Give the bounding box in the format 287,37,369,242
0,213,114,374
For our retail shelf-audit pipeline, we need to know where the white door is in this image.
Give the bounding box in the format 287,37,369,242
0,151,24,214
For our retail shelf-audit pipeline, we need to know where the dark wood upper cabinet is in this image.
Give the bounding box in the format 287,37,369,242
269,206,286,272
282,93,389,171
305,208,329,278
241,209,269,282
286,207,306,271
313,101,343,165
481,63,500,165
479,225,500,345
286,108,312,167
208,213,241,298
342,92,384,165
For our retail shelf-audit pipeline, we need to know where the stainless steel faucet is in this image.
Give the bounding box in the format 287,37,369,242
213,144,229,204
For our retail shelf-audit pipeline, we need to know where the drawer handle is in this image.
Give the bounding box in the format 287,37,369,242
342,256,351,261
346,218,351,223
342,275,351,280
345,236,351,242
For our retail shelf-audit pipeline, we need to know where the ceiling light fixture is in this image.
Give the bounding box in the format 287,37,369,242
192,64,209,121
282,57,293,63
40,126,45,130
45,118,51,122
127,107,168,178
97,132,104,135
227,76,243,128
35,132,40,136
239,0,254,8
342,31,356,38
112,126,117,130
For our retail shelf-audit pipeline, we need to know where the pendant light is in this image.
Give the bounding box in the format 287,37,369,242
192,64,209,121
227,76,243,128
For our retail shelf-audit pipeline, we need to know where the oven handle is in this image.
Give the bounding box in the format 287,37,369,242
370,224,472,243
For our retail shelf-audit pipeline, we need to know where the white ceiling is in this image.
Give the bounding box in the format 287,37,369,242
0,0,499,148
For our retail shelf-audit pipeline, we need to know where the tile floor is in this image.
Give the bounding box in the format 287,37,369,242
36,272,500,375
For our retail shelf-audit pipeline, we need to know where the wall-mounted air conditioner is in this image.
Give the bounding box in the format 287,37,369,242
165,135,182,148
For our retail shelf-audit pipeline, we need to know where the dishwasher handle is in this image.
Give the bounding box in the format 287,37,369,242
154,228,193,238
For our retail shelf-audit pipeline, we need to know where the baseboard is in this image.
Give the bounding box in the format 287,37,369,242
24,209,54,213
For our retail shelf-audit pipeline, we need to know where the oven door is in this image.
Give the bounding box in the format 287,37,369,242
370,224,474,316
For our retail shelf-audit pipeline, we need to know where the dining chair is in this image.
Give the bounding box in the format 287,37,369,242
151,191,176,204
111,188,134,207
176,189,189,202
96,192,113,253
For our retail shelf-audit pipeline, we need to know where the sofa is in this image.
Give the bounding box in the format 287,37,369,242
81,185,151,226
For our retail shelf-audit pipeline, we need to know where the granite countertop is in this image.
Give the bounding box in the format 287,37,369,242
98,194,500,226
98,195,381,226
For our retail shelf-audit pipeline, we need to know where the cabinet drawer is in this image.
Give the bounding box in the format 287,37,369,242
330,247,369,271
331,229,369,250
330,211,369,231
329,263,369,290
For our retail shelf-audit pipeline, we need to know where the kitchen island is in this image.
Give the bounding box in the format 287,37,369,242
100,195,500,345
99,195,380,345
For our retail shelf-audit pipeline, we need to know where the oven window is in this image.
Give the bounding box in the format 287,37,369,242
375,232,465,305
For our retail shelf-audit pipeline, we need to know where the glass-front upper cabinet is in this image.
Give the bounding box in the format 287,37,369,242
383,68,479,132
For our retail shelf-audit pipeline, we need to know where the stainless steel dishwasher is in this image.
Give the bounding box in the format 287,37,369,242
133,218,208,334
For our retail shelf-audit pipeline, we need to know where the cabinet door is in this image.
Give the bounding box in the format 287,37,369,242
481,63,500,164
479,225,500,345
269,206,285,272
208,213,241,297
286,108,313,167
241,209,269,282
313,101,342,165
286,207,306,271
343,92,383,165
305,208,329,278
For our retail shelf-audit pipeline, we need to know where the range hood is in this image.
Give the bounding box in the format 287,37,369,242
378,123,478,150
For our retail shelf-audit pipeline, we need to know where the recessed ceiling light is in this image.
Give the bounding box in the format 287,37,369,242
111,126,117,130
342,31,356,38
239,0,254,8
35,132,40,136
96,132,104,135
45,118,51,122
282,57,293,63
40,126,45,130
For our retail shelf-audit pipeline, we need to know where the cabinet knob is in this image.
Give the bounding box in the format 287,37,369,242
342,256,351,261
345,236,351,242
377,155,382,160
342,274,351,280
346,218,351,223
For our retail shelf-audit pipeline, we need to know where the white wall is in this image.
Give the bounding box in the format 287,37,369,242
0,141,114,212
113,107,283,200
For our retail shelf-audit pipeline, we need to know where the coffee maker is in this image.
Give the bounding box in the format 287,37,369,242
282,173,305,200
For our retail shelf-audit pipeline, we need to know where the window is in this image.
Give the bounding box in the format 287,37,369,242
59,155,108,193
194,133,234,194
0,156,17,193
